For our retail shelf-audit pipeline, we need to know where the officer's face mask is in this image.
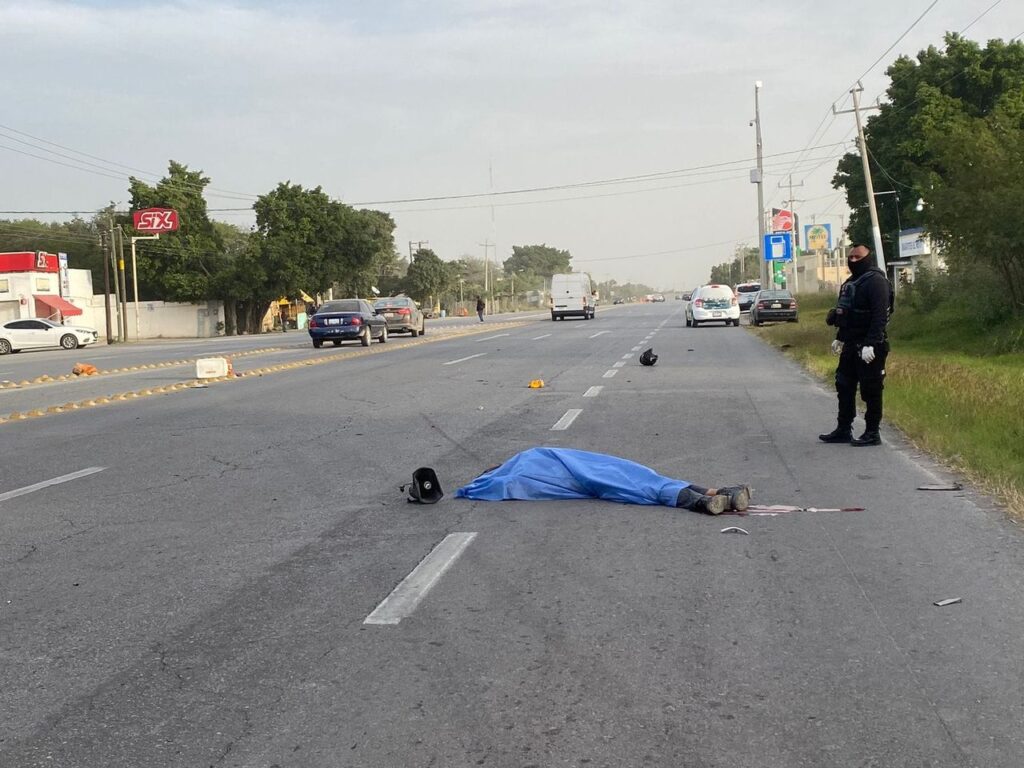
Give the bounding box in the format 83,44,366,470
847,249,874,276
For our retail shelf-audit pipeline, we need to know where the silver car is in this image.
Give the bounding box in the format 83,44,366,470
373,296,426,337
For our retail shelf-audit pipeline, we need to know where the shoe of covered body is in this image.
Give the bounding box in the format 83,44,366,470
716,485,751,512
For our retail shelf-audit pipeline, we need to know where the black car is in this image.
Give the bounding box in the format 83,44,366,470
749,290,799,325
307,299,388,348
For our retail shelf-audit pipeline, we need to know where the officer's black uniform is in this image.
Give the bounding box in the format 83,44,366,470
819,252,893,446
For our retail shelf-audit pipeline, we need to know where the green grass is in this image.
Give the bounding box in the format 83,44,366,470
753,294,1024,515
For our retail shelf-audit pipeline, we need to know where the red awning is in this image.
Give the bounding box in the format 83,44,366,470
34,294,83,317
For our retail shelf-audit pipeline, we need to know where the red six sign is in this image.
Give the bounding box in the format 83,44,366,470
133,207,180,233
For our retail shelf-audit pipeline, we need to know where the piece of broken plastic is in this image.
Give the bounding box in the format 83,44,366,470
720,526,749,535
917,483,963,491
933,597,962,607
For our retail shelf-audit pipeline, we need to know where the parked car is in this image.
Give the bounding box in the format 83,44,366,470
612,298,625,305
307,299,388,348
653,294,666,302
734,281,762,312
749,290,799,325
0,318,99,355
685,284,740,327
373,296,426,337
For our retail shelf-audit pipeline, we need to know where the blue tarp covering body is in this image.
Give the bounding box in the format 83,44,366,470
455,447,690,507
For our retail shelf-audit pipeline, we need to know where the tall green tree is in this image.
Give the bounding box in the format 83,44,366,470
709,245,760,285
405,247,457,306
832,34,1024,260
126,161,225,301
503,244,572,279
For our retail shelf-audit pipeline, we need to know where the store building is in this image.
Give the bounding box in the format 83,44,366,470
0,251,84,324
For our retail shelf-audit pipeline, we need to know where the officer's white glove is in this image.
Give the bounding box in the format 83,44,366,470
830,340,843,356
860,345,876,364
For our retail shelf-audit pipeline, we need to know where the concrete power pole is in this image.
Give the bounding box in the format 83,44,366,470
834,81,886,271
479,239,494,314
752,81,767,288
779,174,804,292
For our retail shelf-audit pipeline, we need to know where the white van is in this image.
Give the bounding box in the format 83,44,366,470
550,273,596,320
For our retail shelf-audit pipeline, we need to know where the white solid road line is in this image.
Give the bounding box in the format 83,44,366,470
589,331,609,338
551,409,584,430
602,370,618,378
532,333,552,340
476,333,510,342
0,467,105,504
364,532,478,625
612,361,626,368
583,386,603,397
443,353,487,366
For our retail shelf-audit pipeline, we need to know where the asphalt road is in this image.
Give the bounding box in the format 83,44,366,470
2,303,1023,767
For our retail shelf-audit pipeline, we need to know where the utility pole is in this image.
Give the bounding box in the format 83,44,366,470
101,232,113,344
779,174,804,292
108,218,122,342
408,240,428,265
116,226,129,342
834,81,886,270
479,239,494,314
752,81,767,288
130,233,159,340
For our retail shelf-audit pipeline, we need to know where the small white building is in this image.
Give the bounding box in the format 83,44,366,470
0,251,84,324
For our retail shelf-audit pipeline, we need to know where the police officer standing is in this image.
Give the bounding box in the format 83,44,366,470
819,243,893,446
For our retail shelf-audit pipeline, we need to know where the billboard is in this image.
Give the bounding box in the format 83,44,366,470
899,227,931,258
803,223,832,251
132,208,180,233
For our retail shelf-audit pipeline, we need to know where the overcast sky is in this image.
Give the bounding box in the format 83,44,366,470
1,0,1021,289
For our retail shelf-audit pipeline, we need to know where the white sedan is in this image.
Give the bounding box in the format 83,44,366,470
0,318,99,354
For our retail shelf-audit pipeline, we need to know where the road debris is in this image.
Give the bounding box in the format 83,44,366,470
933,597,962,607
720,526,749,535
917,483,963,491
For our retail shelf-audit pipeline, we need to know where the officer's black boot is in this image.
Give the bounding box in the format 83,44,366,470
716,485,751,512
851,430,881,446
818,425,853,443
693,494,728,516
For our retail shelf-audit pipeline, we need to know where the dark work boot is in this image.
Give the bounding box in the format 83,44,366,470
694,494,728,516
717,485,751,512
851,430,881,446
818,425,853,443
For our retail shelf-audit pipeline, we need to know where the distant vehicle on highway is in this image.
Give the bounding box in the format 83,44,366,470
652,294,666,302
550,272,596,320
0,318,99,354
373,296,426,337
750,290,799,325
612,298,625,305
734,281,762,312
685,284,740,327
307,299,388,348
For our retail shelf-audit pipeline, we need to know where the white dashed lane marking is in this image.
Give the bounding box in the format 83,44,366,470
476,333,510,342
583,386,603,397
532,334,552,340
621,353,632,359
364,532,478,625
0,467,106,504
551,409,583,430
603,370,618,378
589,331,609,338
612,361,626,368
443,353,487,366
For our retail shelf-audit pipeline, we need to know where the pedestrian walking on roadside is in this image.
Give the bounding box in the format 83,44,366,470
476,296,485,322
280,307,289,333
819,243,894,446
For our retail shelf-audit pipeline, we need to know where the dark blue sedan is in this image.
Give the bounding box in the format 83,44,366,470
308,299,388,348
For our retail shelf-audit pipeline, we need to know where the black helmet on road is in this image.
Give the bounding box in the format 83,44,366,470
639,348,658,366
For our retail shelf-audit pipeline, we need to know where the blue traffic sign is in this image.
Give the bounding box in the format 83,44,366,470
763,232,793,262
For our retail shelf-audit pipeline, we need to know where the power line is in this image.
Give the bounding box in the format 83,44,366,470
574,237,756,264
845,0,940,98
959,0,1003,35
0,122,260,200
348,143,849,206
